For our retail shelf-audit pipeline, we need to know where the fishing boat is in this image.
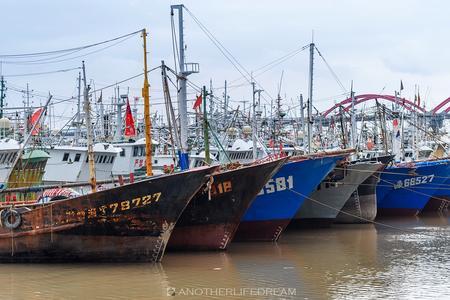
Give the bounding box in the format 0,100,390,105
376,158,450,216
1,149,50,203
291,161,384,227
167,157,286,250
234,152,348,242
335,155,394,223
0,165,215,262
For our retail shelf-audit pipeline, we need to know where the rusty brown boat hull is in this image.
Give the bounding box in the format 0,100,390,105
167,158,286,251
0,166,214,263
234,219,291,241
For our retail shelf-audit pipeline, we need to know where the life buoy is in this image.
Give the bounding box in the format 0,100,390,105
1,209,22,230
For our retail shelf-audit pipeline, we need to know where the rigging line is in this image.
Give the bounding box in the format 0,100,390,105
336,182,450,190
375,174,450,205
2,35,136,65
170,13,180,75
6,86,76,103
184,7,251,82
332,166,450,194
287,189,448,239
324,179,450,190
183,6,274,104
2,48,84,64
0,29,142,58
50,66,161,106
165,63,256,113
380,108,448,148
185,79,235,111
314,45,347,93
228,44,310,86
2,67,81,78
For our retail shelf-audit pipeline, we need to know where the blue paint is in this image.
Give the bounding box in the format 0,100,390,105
178,151,189,171
242,155,344,222
376,159,450,211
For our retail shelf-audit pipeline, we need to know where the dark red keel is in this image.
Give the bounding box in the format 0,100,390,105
288,218,334,229
377,208,419,217
167,223,233,250
421,196,449,213
233,219,291,242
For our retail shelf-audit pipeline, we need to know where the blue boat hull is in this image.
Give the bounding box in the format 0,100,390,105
376,159,450,216
234,155,343,241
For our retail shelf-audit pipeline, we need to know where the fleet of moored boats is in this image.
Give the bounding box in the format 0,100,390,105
0,5,449,263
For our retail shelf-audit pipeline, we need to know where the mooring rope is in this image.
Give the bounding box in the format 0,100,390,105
288,188,449,240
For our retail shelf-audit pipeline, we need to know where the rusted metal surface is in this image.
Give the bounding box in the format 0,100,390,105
233,219,291,242
167,158,287,251
0,166,215,262
422,195,449,212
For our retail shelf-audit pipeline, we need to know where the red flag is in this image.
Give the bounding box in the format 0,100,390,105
30,108,44,136
124,99,136,137
193,94,202,110
367,138,374,150
393,119,399,127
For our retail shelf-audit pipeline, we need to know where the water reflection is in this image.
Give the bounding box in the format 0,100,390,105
0,214,448,299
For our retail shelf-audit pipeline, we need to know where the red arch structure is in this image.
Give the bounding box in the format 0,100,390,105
431,97,450,114
322,94,426,117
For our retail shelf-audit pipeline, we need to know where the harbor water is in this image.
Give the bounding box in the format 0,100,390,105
0,214,448,300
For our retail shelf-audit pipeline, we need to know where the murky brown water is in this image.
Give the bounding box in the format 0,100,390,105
1,214,449,300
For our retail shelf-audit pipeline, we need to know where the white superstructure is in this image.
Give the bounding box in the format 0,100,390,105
112,138,150,176
43,143,121,184
0,138,20,184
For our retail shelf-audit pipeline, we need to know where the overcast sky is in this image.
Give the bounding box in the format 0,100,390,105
1,0,449,125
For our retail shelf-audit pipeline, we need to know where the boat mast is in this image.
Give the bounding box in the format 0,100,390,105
0,76,5,118
171,5,199,169
75,72,82,145
252,81,257,161
142,28,153,176
307,41,315,153
82,61,97,192
115,86,125,142
299,94,305,145
350,81,356,149
223,80,228,121
203,85,210,164
172,5,188,154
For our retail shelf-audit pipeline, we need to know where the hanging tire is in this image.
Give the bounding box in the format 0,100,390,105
0,209,6,227
1,209,22,230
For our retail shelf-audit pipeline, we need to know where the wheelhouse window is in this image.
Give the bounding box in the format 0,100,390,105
62,153,70,162
74,153,81,162
120,149,125,157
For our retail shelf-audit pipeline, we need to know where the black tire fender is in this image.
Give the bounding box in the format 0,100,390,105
1,209,22,230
